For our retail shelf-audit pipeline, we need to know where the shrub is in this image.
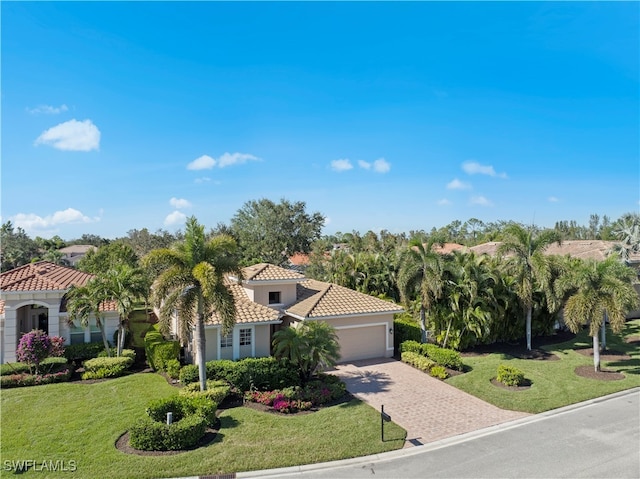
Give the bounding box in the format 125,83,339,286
394,315,422,353
401,351,435,373
179,364,199,385
82,356,133,380
98,348,136,360
399,340,422,355
0,365,73,388
429,365,448,380
424,344,463,371
16,330,65,374
497,365,525,387
129,414,207,451
146,395,217,427
64,342,106,362
144,326,179,371
205,357,298,392
166,359,181,379
180,380,230,404
0,362,32,376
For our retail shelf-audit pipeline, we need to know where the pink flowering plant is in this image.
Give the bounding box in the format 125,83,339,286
16,330,65,374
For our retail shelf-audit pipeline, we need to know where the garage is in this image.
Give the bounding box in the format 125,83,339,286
335,324,387,362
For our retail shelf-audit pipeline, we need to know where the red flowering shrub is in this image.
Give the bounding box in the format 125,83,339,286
16,330,65,374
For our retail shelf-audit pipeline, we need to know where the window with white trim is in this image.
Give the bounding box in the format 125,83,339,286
239,328,252,346
69,321,85,345
220,332,233,348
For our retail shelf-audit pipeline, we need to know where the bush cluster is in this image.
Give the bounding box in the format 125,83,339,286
165,359,182,379
82,356,133,380
0,364,73,388
98,348,136,360
179,380,230,404
179,364,199,385
144,326,179,371
129,395,217,451
496,365,525,387
393,316,422,353
400,340,463,371
401,351,437,374
64,342,106,362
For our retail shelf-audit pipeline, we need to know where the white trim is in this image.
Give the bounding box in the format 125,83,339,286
204,320,281,329
285,310,402,321
334,322,394,352
242,279,303,286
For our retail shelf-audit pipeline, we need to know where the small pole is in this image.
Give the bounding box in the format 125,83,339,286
167,412,173,425
381,405,385,442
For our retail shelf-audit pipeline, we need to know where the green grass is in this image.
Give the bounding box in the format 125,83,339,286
446,319,640,413
0,373,406,478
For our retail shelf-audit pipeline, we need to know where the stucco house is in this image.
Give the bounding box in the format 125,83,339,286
179,263,403,365
0,261,119,364
57,244,97,267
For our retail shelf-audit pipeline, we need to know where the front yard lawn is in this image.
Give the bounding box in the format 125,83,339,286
446,319,640,413
0,373,406,479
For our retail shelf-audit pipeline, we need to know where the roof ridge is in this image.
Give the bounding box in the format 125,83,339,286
244,263,269,281
300,281,333,317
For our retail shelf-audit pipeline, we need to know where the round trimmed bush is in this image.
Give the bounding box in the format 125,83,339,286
496,364,525,386
129,414,207,451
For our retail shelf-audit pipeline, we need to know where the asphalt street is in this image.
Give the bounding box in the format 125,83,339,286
240,388,640,479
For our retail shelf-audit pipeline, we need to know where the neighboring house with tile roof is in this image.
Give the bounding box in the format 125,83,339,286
0,262,119,363
179,263,403,364
57,245,97,267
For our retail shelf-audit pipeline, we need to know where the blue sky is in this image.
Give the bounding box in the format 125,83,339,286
2,2,638,240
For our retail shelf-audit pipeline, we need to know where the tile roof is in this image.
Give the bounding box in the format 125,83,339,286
1,262,95,292
286,279,403,319
468,240,639,261
288,253,310,266
241,263,306,282
204,280,280,325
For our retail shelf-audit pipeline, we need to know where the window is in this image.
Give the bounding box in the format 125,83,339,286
69,321,85,345
220,332,232,348
268,291,281,304
89,320,102,343
239,328,252,346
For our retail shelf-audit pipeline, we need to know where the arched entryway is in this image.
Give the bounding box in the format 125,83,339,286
16,303,50,339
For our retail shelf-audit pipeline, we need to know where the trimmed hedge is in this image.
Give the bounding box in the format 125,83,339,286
146,395,217,427
0,365,73,388
179,364,199,385
497,365,525,387
205,357,299,392
399,340,463,371
401,351,435,373
179,380,230,404
166,359,181,379
144,325,179,371
82,356,133,380
129,414,207,451
393,315,422,353
64,342,106,362
98,348,136,360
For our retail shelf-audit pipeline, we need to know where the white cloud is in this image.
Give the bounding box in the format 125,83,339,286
217,152,260,168
194,177,211,183
447,178,471,190
437,198,452,206
164,211,187,226
169,197,191,209
187,155,216,170
34,119,100,151
470,196,493,206
331,159,353,172
27,104,69,115
373,158,391,173
12,208,98,234
548,196,560,203
358,160,371,170
462,161,507,178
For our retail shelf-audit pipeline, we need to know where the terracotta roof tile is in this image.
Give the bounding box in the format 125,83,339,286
1,262,95,292
204,281,280,325
241,263,306,282
286,279,403,319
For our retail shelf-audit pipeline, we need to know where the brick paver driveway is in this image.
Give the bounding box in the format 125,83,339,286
332,358,529,447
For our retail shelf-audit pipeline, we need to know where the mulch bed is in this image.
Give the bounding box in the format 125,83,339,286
574,365,624,381
461,330,576,361
490,378,532,391
625,335,640,346
574,348,632,362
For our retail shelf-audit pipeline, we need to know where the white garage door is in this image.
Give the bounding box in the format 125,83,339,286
336,325,387,362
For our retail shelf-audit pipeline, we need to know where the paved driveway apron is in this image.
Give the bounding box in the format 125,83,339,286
332,358,529,447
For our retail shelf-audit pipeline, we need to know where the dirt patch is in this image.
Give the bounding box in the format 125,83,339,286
490,378,532,391
625,335,640,346
574,365,624,381
574,348,631,362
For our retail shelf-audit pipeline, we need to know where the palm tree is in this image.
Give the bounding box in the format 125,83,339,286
101,264,148,356
66,280,112,356
497,225,561,351
273,321,340,383
397,235,448,343
556,256,638,371
610,213,640,263
143,216,241,391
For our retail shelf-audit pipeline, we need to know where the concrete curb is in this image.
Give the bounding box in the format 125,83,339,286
236,387,640,478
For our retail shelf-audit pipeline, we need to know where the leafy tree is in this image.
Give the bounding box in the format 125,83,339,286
497,224,562,350
272,321,340,383
230,198,325,266
397,235,447,343
556,257,638,371
77,242,139,273
120,228,181,259
1,221,39,270
610,213,640,263
143,216,241,391
67,234,110,247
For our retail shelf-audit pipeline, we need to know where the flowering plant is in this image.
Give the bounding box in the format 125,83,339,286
16,330,65,374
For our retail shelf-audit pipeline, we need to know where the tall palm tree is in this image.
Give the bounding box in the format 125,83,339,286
66,280,112,356
101,264,148,356
143,216,241,391
556,256,638,371
498,225,561,350
397,235,447,343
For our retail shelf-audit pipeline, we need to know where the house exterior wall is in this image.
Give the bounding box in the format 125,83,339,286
245,283,298,308
203,323,272,363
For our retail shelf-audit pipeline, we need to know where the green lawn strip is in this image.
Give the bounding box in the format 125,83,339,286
446,319,640,414
1,373,405,479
